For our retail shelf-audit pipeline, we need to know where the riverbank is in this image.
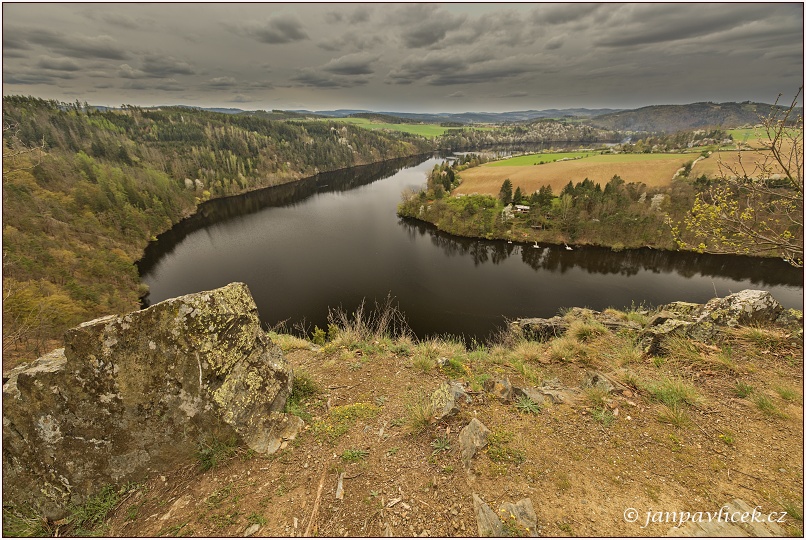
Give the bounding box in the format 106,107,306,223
13,290,802,537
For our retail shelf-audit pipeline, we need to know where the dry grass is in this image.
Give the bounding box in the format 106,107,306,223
455,156,691,196
692,149,787,178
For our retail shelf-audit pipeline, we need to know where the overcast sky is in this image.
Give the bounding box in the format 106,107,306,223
2,3,803,113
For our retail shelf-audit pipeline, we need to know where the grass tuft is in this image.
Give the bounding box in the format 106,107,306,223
196,434,238,472
568,319,608,343
66,485,122,536
341,448,369,462
590,406,616,427
657,405,691,428
647,377,700,408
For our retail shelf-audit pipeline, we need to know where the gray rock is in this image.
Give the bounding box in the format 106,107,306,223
243,523,261,537
459,418,491,469
500,499,538,537
582,371,614,393
473,494,505,537
639,319,692,355
694,290,783,328
512,386,546,407
3,282,293,519
484,377,514,402
512,316,567,342
429,381,472,420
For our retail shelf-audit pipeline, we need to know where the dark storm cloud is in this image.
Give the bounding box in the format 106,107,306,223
4,68,76,85
37,56,82,72
291,69,368,89
2,3,802,112
387,49,521,86
401,19,458,48
386,4,467,49
243,14,309,44
595,3,772,48
11,27,131,60
123,78,183,92
321,53,376,76
532,3,606,26
207,76,237,88
545,35,565,50
97,13,147,30
324,6,370,25
141,55,195,77
317,32,384,53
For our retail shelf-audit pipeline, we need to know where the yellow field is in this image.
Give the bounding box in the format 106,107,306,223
455,155,692,195
691,149,788,178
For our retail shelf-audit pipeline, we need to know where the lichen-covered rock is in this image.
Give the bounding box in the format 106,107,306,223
429,381,471,420
512,316,567,341
639,319,692,355
694,290,784,328
484,377,514,402
3,282,293,519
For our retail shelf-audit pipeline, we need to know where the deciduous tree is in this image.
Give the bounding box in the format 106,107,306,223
674,89,803,267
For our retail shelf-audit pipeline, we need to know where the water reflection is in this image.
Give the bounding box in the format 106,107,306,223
400,219,803,287
138,154,429,277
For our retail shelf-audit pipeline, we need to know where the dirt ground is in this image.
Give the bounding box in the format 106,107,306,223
104,323,804,538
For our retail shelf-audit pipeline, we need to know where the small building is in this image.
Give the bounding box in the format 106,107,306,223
514,204,531,214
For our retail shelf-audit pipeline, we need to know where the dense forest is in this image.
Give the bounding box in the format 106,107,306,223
1,96,433,367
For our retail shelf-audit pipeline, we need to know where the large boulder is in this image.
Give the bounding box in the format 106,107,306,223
3,282,294,519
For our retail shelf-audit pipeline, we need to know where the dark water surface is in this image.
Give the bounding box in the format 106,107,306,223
139,155,803,342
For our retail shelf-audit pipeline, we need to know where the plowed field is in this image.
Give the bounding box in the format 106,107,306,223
455,154,693,195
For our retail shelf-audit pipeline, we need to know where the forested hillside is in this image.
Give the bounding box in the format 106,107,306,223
1,96,432,368
590,101,803,133
438,120,619,149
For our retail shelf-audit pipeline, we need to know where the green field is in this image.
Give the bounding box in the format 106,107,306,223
727,128,764,143
489,151,694,167
335,117,463,137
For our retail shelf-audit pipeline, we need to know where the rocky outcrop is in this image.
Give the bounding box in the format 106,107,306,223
641,290,796,353
512,290,801,356
3,282,295,519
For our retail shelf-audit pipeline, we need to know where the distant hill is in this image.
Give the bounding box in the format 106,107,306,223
589,101,802,133
310,108,622,124
348,112,407,124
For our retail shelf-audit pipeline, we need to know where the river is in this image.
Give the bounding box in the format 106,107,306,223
139,154,803,342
